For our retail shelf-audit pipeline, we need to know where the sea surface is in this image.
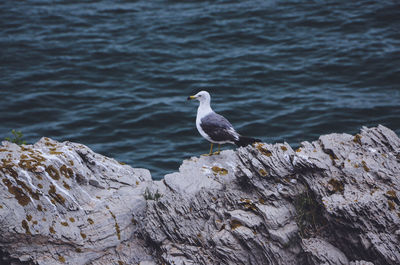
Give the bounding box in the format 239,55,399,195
1,0,399,179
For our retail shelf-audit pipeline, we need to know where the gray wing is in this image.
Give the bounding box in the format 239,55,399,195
200,112,238,142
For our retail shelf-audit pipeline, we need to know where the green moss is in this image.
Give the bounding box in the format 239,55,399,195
69,217,75,223
61,221,69,227
26,215,32,221
143,188,162,201
75,248,82,253
37,183,43,189
37,204,43,211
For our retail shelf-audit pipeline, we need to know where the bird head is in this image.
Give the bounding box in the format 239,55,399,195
187,91,211,104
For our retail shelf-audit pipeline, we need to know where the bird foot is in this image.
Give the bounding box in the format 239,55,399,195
201,153,213,157
213,151,221,155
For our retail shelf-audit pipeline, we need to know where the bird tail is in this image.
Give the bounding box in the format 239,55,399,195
235,136,261,147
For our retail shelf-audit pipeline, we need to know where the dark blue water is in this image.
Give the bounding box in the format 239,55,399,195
1,0,399,179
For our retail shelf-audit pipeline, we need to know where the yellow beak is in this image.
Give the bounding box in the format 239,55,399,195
187,95,196,100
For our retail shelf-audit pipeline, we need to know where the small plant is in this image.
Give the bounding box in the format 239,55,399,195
5,129,26,145
143,188,162,201
294,189,326,238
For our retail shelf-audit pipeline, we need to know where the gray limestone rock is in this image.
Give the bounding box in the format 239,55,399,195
0,137,154,265
0,125,399,265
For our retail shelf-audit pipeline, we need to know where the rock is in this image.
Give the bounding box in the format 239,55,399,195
0,125,399,265
0,137,154,264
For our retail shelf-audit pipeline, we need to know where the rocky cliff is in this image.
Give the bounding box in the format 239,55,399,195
0,125,399,265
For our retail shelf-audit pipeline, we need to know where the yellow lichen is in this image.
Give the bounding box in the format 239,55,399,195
63,181,70,190
2,178,31,206
37,183,43,189
280,146,287,151
388,200,395,211
386,190,398,200
22,220,31,235
87,218,94,225
48,185,65,204
61,222,69,227
80,232,87,239
60,165,73,179
37,204,43,211
69,217,75,223
45,165,60,180
353,134,362,145
211,166,228,175
26,215,32,221
109,210,121,240
259,169,267,176
256,143,272,156
230,220,242,230
328,178,344,193
58,255,65,263
361,161,370,172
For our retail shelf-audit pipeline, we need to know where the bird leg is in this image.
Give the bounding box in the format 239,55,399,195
213,144,221,155
202,143,214,156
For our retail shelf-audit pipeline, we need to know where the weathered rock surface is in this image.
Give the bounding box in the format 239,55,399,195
0,138,154,265
0,125,399,265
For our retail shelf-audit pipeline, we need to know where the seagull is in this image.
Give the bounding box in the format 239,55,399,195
187,91,261,156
